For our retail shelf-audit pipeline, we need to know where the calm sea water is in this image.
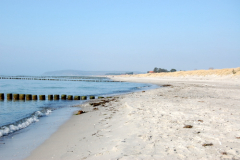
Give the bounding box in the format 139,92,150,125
0,76,157,160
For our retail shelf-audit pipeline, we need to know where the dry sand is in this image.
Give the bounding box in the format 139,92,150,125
25,74,240,160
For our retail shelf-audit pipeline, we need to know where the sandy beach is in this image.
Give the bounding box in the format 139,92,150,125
25,73,240,160
1,0,239,159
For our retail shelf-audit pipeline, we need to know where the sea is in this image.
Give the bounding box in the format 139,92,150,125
0,76,158,160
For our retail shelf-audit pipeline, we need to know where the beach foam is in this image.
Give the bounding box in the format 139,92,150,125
0,109,52,137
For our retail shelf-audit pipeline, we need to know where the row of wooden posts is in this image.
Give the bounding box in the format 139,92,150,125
0,77,120,82
0,93,104,101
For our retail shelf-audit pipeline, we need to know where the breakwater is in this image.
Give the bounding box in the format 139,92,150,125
0,93,102,101
0,76,121,82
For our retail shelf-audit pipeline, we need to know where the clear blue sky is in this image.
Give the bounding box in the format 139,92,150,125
0,0,239,75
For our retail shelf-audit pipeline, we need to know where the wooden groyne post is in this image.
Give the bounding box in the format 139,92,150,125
0,93,4,100
19,94,25,100
32,95,38,100
89,95,95,99
39,95,45,100
7,93,12,100
68,95,73,100
48,95,53,100
54,95,59,100
61,94,66,100
74,96,80,100
81,96,87,100
13,94,19,100
26,94,32,100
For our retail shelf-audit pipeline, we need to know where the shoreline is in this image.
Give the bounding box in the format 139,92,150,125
0,80,156,160
25,76,240,159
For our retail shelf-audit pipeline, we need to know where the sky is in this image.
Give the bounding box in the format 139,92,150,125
0,0,239,75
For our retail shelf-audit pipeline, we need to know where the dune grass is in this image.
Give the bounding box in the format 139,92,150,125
120,67,240,77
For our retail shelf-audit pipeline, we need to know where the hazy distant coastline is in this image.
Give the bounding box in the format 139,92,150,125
42,70,144,76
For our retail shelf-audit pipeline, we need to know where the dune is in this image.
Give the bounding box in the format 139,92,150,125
117,67,240,78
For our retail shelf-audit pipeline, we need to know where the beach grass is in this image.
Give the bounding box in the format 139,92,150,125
119,67,240,77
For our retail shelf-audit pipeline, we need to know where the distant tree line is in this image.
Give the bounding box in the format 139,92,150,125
152,67,177,73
